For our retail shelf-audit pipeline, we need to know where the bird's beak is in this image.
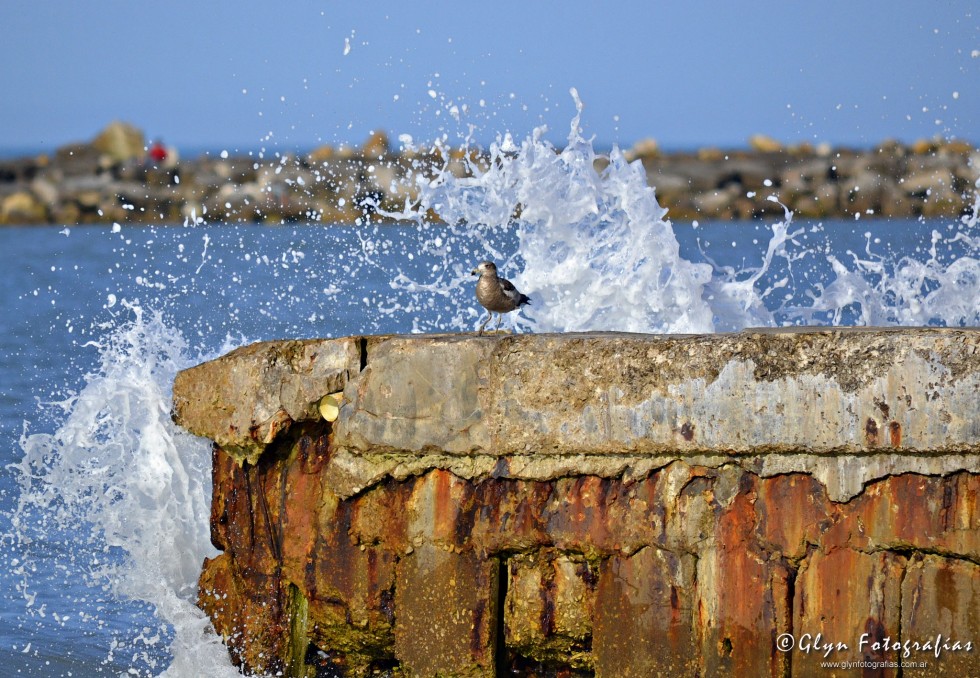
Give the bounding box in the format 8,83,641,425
471,268,479,276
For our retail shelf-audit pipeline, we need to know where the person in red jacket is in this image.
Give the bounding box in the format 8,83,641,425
148,139,168,164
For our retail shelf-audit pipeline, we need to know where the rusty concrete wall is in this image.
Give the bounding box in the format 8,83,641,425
173,330,980,676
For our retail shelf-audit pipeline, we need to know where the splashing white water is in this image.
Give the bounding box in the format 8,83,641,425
789,192,980,326
398,88,785,333
9,303,239,676
397,92,980,334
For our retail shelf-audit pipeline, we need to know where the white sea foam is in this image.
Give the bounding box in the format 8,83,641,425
397,93,980,333
10,303,239,676
397,89,783,333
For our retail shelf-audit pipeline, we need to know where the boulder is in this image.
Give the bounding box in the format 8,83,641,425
903,167,956,196
362,130,390,160
52,142,105,177
0,190,47,223
91,120,146,164
308,144,336,164
624,137,659,162
748,134,782,153
0,157,40,183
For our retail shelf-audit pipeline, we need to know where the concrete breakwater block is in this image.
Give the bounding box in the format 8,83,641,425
173,329,980,677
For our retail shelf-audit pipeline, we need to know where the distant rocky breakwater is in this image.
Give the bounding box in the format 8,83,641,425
1,121,977,226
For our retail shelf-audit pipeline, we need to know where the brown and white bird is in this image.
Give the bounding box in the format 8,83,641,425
471,260,531,334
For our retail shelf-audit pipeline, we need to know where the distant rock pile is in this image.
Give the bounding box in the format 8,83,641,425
622,135,979,220
0,122,977,225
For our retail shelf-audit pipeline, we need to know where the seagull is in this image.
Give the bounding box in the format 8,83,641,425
471,260,530,334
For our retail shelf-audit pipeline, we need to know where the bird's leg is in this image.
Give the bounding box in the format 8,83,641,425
477,311,492,335
495,313,503,331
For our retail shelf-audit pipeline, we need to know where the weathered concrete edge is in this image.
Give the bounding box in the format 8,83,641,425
171,329,980,502
172,336,362,465
321,448,980,503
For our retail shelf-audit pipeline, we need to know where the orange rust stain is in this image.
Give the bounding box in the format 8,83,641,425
888,421,901,447
366,547,378,593
869,476,934,544
715,552,770,673
717,476,759,548
513,481,552,540
709,473,780,673
931,561,959,620
935,475,979,534
757,474,831,558
432,469,454,540
541,476,618,550
204,417,980,677
280,466,320,575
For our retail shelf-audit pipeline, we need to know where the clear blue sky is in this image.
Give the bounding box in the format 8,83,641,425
1,1,977,155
